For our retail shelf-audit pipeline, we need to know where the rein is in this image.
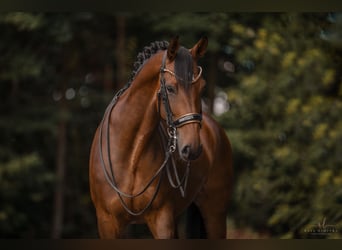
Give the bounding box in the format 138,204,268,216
98,50,202,216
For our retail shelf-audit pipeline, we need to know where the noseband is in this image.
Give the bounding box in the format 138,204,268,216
159,51,203,144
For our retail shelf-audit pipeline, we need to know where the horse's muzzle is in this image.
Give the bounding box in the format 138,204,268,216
181,144,203,161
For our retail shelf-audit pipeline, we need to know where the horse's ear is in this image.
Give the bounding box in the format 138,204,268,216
167,36,180,61
190,36,208,60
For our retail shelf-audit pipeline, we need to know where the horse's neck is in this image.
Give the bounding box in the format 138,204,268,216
109,68,162,172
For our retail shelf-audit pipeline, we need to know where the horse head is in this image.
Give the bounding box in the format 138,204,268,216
159,36,208,161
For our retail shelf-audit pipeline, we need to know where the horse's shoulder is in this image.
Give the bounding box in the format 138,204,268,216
202,112,226,137
202,112,232,153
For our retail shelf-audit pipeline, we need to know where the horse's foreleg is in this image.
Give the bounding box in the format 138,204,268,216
196,196,228,239
96,210,127,239
199,209,227,239
145,208,175,239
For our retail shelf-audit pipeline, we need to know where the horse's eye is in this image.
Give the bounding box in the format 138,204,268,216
166,85,176,94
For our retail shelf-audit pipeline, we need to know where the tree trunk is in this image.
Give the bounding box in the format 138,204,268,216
207,52,218,114
51,88,68,239
115,14,126,91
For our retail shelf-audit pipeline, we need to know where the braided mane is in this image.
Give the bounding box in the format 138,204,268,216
110,41,169,101
128,41,169,84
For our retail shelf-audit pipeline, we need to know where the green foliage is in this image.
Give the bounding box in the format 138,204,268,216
0,13,44,31
0,12,111,238
0,153,54,237
219,13,342,238
146,13,230,51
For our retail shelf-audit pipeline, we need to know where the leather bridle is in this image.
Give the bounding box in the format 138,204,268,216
158,51,203,151
98,50,203,216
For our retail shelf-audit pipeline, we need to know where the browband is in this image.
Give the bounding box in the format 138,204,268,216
162,66,202,84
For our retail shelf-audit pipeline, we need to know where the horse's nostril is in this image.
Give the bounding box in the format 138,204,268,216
181,145,191,159
181,144,202,161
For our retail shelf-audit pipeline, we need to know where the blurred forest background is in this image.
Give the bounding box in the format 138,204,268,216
0,12,341,239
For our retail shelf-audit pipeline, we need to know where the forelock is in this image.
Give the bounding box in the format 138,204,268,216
174,47,193,89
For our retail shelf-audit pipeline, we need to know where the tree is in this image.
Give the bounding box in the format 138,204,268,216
219,13,342,238
0,12,119,238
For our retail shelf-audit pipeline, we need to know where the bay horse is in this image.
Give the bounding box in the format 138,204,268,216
89,37,233,239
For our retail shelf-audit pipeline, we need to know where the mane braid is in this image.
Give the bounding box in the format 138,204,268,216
109,41,169,103
128,41,169,84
